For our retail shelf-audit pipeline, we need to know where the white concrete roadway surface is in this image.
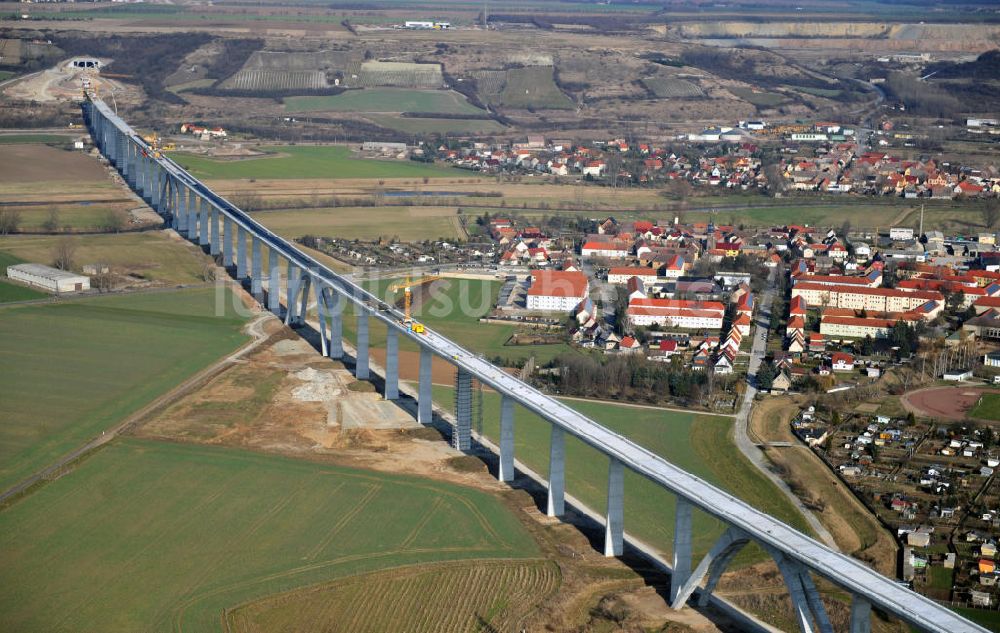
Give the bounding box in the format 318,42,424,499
733,268,838,548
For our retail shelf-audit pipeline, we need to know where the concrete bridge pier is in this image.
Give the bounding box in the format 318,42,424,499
151,163,162,209
176,180,188,234
251,236,263,300
295,276,311,327
142,155,152,202
417,346,433,424
498,395,514,482
453,370,472,451
356,313,370,380
315,285,330,356
604,457,624,557
121,137,131,182
186,189,199,242
546,425,565,517
328,290,343,359
267,247,282,315
850,595,871,633
384,328,399,400
199,198,209,247
236,226,248,279
284,261,299,325
670,497,693,605
136,152,147,199
210,207,220,256
223,216,233,266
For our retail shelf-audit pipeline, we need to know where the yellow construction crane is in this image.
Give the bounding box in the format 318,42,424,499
387,275,441,334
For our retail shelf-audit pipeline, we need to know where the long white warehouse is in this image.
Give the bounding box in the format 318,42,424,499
7,263,90,293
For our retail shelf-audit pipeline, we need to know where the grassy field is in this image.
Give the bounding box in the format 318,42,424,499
502,67,574,110
727,87,788,107
176,146,458,181
0,70,15,81
0,280,46,303
427,385,809,564
0,134,72,145
952,606,1000,632
285,88,485,114
367,114,506,135
254,206,463,241
0,438,540,632
0,232,213,285
970,393,1000,421
7,201,137,232
229,559,558,632
0,287,248,492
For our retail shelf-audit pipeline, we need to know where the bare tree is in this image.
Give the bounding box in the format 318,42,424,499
98,209,127,233
982,199,1000,229
0,208,21,235
41,207,60,232
230,191,263,212
52,238,77,271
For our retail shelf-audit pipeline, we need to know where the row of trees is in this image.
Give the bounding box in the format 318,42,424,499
0,208,131,235
543,353,721,405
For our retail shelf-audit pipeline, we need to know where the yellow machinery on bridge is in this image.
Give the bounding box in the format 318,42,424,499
387,275,441,334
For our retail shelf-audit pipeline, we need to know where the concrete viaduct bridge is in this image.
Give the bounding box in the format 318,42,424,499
83,96,983,633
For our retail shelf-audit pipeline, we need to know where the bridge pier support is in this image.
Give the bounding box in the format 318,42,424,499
296,276,310,327
223,216,233,266
136,152,146,198
284,261,299,325
210,207,220,256
199,198,209,246
671,526,750,610
251,236,263,300
767,546,833,633
546,425,565,517
850,595,871,633
498,395,514,482
315,284,330,356
418,346,432,423
121,138,132,183
604,457,624,557
176,180,188,233
328,291,343,359
385,328,399,400
236,226,248,279
268,248,282,314
151,163,161,209
453,370,472,451
670,497,693,605
356,313,369,380
187,189,199,242
142,155,152,201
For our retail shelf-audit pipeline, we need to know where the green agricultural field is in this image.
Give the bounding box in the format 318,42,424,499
254,206,463,242
367,114,506,135
0,70,15,81
176,146,458,180
229,559,558,632
951,606,1000,632
728,87,787,107
0,280,46,303
427,386,810,565
0,438,540,632
0,287,248,492
970,393,1000,421
502,66,574,110
0,134,72,145
0,232,214,285
787,85,842,98
10,202,136,232
285,88,485,114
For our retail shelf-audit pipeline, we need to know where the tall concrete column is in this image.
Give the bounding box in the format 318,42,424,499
417,346,433,424
186,189,199,241
237,226,248,279
546,425,566,517
329,290,343,359
498,395,515,482
604,457,625,557
121,138,131,181
136,154,146,197
670,497,693,604
268,248,282,314
199,198,209,246
143,155,152,200
223,216,233,265
385,328,399,400
176,181,188,232
210,207,220,256
151,164,161,208
453,369,472,451
251,237,263,299
296,276,310,326
850,595,871,633
284,261,299,325
356,312,370,380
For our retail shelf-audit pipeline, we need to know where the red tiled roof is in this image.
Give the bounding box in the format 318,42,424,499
527,271,589,298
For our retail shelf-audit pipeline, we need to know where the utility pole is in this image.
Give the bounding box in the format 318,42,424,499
919,204,925,237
